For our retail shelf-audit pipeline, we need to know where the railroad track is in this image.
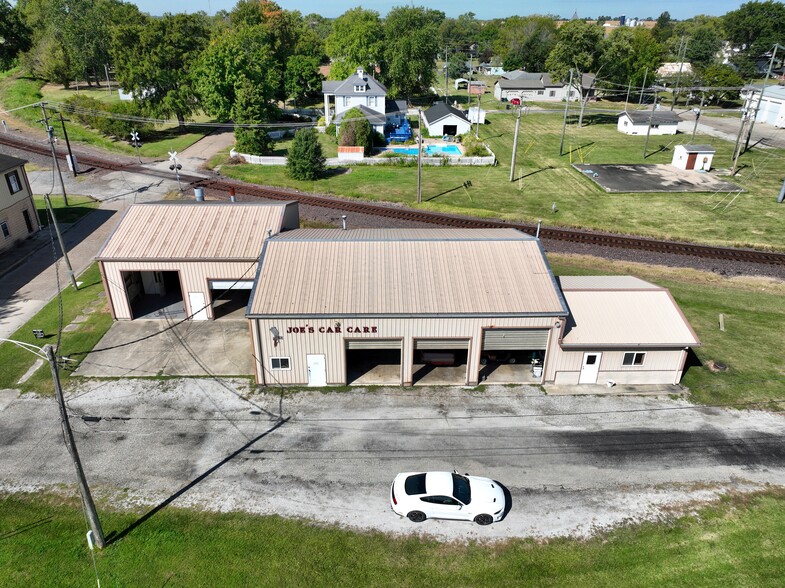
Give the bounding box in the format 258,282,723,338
3,132,784,266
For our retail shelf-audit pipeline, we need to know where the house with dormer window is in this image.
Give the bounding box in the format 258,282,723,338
322,67,407,134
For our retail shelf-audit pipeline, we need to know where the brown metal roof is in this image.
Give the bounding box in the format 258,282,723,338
97,202,294,261
249,229,568,317
560,289,700,347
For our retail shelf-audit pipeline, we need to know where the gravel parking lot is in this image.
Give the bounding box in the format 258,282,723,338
2,379,784,542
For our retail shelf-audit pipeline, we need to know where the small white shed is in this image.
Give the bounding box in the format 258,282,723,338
467,107,486,124
671,144,716,171
422,103,472,137
617,110,681,136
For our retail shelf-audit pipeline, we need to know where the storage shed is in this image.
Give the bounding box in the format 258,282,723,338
247,228,569,387
550,276,700,385
671,144,716,171
422,103,472,137
617,110,681,135
97,201,299,321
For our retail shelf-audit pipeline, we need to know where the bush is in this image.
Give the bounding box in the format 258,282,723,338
235,127,275,155
460,133,488,157
338,107,373,156
324,123,337,141
286,128,325,180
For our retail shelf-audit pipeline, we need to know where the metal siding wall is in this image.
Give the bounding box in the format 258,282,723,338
101,260,257,320
252,316,560,386
552,349,686,385
0,199,36,253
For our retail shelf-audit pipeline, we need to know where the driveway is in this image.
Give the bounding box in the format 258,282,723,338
1,379,783,542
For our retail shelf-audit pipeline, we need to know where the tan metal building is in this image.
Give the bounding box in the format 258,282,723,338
97,201,299,320
550,276,701,385
247,228,569,386
1,154,40,253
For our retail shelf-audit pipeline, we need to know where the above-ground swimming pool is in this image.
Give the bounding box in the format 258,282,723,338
387,144,462,156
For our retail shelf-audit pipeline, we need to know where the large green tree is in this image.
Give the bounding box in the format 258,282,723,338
194,25,280,121
700,64,746,105
111,12,210,124
0,1,32,70
325,7,384,80
338,107,373,155
497,16,558,72
284,55,322,107
724,1,785,76
286,128,325,180
438,13,481,55
600,27,663,89
545,19,604,81
381,6,443,102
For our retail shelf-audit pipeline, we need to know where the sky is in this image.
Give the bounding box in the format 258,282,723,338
124,0,746,20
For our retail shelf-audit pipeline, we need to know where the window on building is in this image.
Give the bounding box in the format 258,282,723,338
549,90,556,97
354,84,366,92
537,90,544,95
622,352,646,366
1,221,9,239
271,357,291,370
368,96,376,107
343,96,349,107
5,171,22,194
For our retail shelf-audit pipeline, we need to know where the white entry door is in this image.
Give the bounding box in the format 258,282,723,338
307,354,327,386
579,352,601,384
188,292,209,320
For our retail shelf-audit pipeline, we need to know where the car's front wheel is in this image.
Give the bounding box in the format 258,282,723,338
474,514,493,526
407,511,426,523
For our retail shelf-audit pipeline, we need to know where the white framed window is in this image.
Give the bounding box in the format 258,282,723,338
1,221,9,239
271,357,291,370
354,84,366,92
5,171,22,194
342,96,349,107
622,352,646,366
549,90,556,97
537,90,544,95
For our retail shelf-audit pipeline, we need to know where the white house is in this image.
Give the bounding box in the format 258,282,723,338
494,72,594,103
617,110,681,135
422,103,472,137
671,145,716,171
742,84,785,128
322,67,406,134
657,62,693,78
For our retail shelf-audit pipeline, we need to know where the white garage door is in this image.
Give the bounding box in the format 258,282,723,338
483,329,549,350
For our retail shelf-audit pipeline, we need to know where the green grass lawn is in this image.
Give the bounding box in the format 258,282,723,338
2,489,784,587
33,194,98,225
0,73,209,157
220,110,784,251
0,263,112,395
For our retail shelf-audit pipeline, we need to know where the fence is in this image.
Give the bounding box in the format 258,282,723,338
230,150,497,167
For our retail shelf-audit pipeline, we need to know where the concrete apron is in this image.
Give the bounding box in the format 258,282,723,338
74,319,253,378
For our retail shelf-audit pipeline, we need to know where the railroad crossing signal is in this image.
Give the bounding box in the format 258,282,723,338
130,129,143,163
168,150,183,191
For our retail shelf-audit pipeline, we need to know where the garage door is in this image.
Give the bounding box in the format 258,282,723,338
346,340,402,350
483,329,549,350
208,280,253,290
415,339,470,350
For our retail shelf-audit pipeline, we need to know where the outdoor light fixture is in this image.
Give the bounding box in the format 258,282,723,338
554,321,561,329
270,327,281,347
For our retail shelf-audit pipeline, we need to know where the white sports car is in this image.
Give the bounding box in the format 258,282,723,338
390,471,506,525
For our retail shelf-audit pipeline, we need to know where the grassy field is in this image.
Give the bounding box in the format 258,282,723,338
0,263,112,395
0,73,209,157
1,489,784,587
220,110,784,251
33,194,97,225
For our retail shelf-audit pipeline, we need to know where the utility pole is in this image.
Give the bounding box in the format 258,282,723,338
40,103,69,206
444,46,449,105
417,109,422,204
731,108,748,175
643,93,658,158
45,344,105,548
44,193,78,290
691,93,705,143
672,36,688,111
559,69,573,156
509,106,522,182
624,80,631,112
638,67,648,106
58,112,77,177
475,92,481,139
744,43,784,152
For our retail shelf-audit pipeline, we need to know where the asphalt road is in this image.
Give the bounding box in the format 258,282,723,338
1,379,783,542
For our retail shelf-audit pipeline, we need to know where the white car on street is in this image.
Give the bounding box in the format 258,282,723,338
390,471,506,525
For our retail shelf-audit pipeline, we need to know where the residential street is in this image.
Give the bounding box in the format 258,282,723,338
1,380,783,542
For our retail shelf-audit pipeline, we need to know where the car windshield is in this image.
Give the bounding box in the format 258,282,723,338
451,473,471,505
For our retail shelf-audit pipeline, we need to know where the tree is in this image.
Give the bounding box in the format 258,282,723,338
686,25,724,70
325,7,384,80
234,79,276,155
0,0,32,70
724,1,785,76
286,128,325,180
194,25,280,121
700,64,746,105
446,52,468,79
111,13,210,124
652,11,674,43
545,19,604,81
600,27,663,89
338,107,373,156
382,6,443,102
438,13,481,54
498,16,558,72
284,55,322,107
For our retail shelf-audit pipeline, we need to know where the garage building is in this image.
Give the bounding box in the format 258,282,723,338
248,228,569,386
97,201,299,320
551,276,700,385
